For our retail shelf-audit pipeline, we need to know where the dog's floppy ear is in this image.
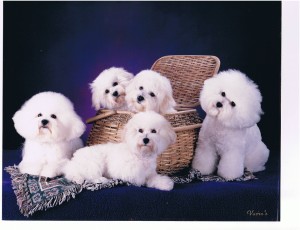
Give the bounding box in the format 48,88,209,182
160,93,177,114
157,76,176,114
121,124,128,142
12,109,33,139
90,82,102,110
66,112,86,141
121,118,135,142
161,122,177,146
166,126,177,145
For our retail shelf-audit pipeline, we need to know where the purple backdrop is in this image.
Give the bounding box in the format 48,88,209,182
3,2,281,155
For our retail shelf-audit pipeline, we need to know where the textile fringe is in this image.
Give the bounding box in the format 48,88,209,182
4,165,83,217
171,168,257,184
83,179,132,191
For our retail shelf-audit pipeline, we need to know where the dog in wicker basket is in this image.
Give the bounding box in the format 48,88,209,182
125,70,177,114
12,91,86,178
90,67,134,110
63,111,176,191
192,70,269,180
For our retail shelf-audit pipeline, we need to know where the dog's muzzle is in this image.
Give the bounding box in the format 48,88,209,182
216,102,223,108
112,91,119,97
143,137,150,145
137,95,144,103
41,119,49,126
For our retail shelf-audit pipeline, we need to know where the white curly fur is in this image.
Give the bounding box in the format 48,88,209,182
192,70,269,180
12,91,86,178
63,111,176,191
90,67,134,110
125,70,177,114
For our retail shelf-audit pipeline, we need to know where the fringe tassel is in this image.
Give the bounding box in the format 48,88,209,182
4,165,83,217
171,168,257,184
83,179,132,191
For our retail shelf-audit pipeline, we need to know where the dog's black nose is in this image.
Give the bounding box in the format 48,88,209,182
112,91,119,97
137,95,144,102
41,119,49,126
143,138,150,145
216,102,223,108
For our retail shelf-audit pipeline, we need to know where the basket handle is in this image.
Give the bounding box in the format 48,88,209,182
173,124,201,132
86,110,117,124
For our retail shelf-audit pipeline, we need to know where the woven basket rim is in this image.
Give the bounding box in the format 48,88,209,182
151,55,220,108
86,108,198,124
150,54,221,71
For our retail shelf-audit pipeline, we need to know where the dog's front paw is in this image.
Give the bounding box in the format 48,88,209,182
40,167,58,178
158,177,174,191
66,175,85,184
217,155,244,180
217,167,244,180
147,175,174,191
89,177,109,184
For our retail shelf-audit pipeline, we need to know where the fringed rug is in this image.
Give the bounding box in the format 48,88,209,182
4,165,83,217
4,165,256,217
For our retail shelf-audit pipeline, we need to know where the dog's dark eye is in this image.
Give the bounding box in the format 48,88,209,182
37,113,42,117
112,82,118,87
139,86,143,90
105,89,110,94
151,129,157,133
221,92,226,97
51,114,57,119
138,129,143,133
231,101,236,107
149,92,156,97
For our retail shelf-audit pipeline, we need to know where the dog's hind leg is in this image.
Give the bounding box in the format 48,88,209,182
245,141,269,173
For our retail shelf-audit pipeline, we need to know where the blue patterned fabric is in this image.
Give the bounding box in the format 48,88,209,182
4,165,83,217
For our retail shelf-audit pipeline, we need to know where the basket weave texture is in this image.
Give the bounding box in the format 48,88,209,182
151,55,220,109
86,55,220,175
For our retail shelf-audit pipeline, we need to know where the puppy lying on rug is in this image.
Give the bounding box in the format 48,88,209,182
63,111,177,191
192,70,269,180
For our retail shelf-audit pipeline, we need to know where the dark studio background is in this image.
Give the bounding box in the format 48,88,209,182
3,2,281,168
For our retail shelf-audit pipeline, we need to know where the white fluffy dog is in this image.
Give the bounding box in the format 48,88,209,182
13,91,86,178
125,70,177,114
63,111,176,191
90,67,134,110
192,70,269,180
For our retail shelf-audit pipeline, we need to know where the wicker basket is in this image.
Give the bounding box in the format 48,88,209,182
86,55,220,175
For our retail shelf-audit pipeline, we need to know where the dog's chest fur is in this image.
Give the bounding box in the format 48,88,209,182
202,117,246,154
23,140,74,162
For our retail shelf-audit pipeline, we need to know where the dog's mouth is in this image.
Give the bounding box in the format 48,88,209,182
39,125,52,134
132,100,145,112
207,101,222,117
115,93,125,103
137,143,154,155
